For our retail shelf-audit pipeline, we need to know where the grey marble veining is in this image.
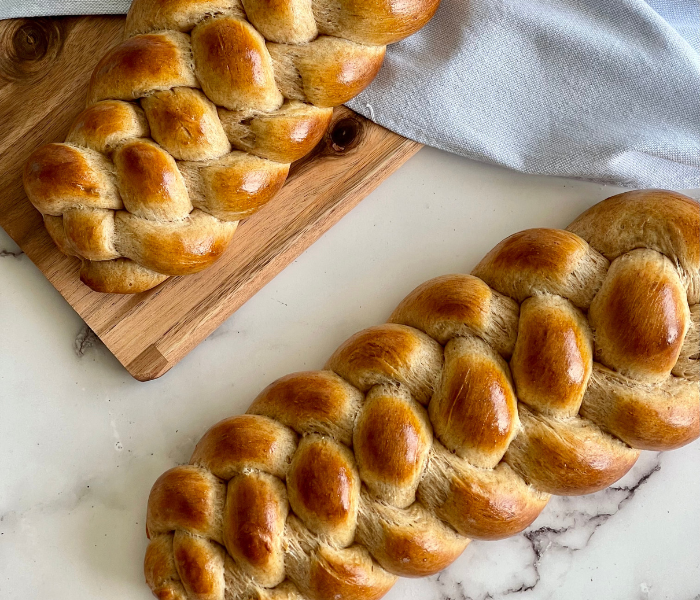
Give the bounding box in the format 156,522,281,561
0,249,23,258
426,453,666,600
0,232,22,257
74,325,101,357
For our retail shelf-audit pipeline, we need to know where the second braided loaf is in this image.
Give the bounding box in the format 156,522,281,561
144,189,700,600
22,0,439,294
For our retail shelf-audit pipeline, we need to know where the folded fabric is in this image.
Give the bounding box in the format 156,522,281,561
4,0,699,188
347,0,700,189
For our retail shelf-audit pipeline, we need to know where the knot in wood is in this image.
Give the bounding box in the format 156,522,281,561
329,117,363,154
0,18,63,82
15,22,50,61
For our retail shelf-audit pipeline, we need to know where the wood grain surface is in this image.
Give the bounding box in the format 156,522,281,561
0,16,421,381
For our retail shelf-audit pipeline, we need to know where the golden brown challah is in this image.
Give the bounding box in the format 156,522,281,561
22,0,438,294
144,189,700,600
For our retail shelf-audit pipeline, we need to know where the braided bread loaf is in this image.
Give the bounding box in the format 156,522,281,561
22,0,438,294
144,189,700,600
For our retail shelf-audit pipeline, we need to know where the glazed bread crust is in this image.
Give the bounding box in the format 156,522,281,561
23,0,439,294
144,189,700,600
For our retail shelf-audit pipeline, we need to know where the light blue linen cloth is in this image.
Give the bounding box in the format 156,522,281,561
3,0,698,188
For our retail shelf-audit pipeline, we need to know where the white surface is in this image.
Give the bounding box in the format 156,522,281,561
1,148,698,600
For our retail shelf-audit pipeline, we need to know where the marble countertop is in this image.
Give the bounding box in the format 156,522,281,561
1,147,698,600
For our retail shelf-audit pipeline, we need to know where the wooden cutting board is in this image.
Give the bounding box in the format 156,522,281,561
0,16,421,381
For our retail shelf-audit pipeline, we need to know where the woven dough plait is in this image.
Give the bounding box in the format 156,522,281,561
22,0,439,294
144,189,700,600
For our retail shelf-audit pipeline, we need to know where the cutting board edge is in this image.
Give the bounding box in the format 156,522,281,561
121,139,423,381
